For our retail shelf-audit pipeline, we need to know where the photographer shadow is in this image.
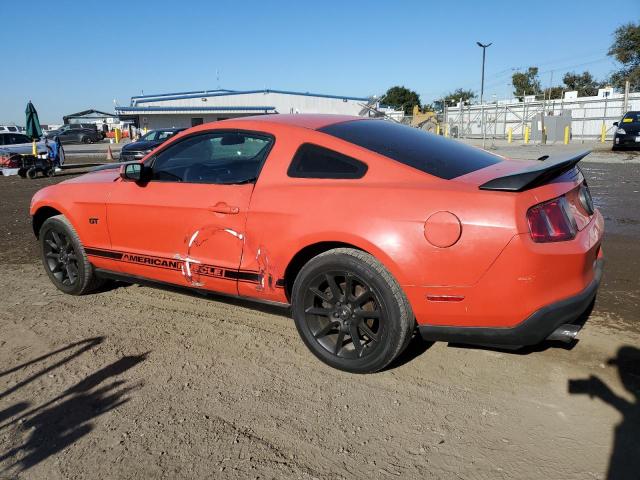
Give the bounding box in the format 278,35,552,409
568,345,640,480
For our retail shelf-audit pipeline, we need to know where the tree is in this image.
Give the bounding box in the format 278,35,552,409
512,67,541,99
432,89,476,111
562,71,602,97
546,86,564,100
608,22,640,90
422,103,436,112
380,86,421,115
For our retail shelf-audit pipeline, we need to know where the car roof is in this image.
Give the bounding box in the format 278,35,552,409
225,114,362,131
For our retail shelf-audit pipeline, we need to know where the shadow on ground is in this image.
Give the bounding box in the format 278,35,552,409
569,345,640,480
0,338,148,475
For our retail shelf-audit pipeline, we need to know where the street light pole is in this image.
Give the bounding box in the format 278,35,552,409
477,41,492,149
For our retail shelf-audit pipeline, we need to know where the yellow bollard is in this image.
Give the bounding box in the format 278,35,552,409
524,127,530,144
600,124,606,143
564,126,570,145
444,125,449,137
114,128,121,144
32,140,37,156
507,128,513,143
436,124,440,136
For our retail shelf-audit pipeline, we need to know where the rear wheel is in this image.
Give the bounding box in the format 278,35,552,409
81,136,91,144
26,168,37,179
40,215,104,295
292,248,414,373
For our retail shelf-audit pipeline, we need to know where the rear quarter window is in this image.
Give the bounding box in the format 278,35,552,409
287,143,368,179
319,119,501,179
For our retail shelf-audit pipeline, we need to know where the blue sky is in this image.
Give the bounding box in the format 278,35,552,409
1,0,636,124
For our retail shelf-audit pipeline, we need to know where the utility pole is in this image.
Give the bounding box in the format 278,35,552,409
540,70,553,144
477,42,492,148
623,80,630,112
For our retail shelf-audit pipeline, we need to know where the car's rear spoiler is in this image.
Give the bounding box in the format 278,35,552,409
479,150,590,192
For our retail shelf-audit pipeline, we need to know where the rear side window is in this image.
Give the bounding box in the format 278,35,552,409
288,143,367,179
319,119,500,179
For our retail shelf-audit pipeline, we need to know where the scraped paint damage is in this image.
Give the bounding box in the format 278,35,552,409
177,226,277,292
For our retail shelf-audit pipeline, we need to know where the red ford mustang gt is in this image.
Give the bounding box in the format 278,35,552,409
31,115,604,373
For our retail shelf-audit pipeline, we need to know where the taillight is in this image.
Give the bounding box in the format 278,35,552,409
527,196,577,242
578,183,594,215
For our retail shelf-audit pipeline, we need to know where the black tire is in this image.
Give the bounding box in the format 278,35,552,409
291,248,414,373
39,215,104,295
26,168,37,179
44,167,54,177
18,168,27,178
81,136,91,144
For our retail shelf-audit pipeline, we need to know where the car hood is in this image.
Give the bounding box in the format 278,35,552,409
122,140,161,152
62,167,122,184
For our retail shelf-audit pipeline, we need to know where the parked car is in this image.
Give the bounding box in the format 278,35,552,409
119,128,186,162
0,132,48,155
45,124,102,144
612,111,640,150
0,125,25,133
30,115,603,373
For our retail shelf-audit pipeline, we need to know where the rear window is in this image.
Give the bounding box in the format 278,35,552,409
319,119,501,179
288,143,367,179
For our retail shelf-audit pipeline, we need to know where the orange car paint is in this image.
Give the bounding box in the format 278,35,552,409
30,115,603,330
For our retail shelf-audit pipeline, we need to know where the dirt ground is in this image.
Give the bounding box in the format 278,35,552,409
1,152,639,479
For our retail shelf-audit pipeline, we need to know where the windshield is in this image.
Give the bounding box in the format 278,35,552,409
140,130,178,142
621,112,640,124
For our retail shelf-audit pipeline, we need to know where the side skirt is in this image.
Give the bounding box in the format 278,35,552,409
94,268,291,311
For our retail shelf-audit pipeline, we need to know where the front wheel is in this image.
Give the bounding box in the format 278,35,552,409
292,248,414,373
40,215,104,295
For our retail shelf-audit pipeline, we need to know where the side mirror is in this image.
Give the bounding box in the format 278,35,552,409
120,163,143,182
613,121,618,127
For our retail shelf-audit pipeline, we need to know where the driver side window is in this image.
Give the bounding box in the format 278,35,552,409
150,131,273,184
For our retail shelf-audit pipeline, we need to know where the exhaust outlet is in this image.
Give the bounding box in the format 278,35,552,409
546,324,581,343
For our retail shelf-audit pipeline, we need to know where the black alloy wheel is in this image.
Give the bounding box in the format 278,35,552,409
303,271,384,360
43,228,79,287
292,248,414,373
39,215,104,295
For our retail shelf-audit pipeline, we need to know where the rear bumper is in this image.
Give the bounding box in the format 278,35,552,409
419,258,603,346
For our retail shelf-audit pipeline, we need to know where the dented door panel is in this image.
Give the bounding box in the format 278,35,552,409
106,181,253,295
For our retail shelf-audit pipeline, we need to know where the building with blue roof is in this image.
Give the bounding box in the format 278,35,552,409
116,88,372,130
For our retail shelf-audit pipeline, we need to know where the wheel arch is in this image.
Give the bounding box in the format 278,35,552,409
32,205,63,238
282,238,405,301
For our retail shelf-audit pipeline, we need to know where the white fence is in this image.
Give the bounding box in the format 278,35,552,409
443,91,640,140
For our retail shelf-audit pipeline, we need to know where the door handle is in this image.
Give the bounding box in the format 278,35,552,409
209,202,240,214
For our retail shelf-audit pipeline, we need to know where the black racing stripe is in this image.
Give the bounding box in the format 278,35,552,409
120,253,182,271
85,247,269,284
224,270,263,283
85,248,124,260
